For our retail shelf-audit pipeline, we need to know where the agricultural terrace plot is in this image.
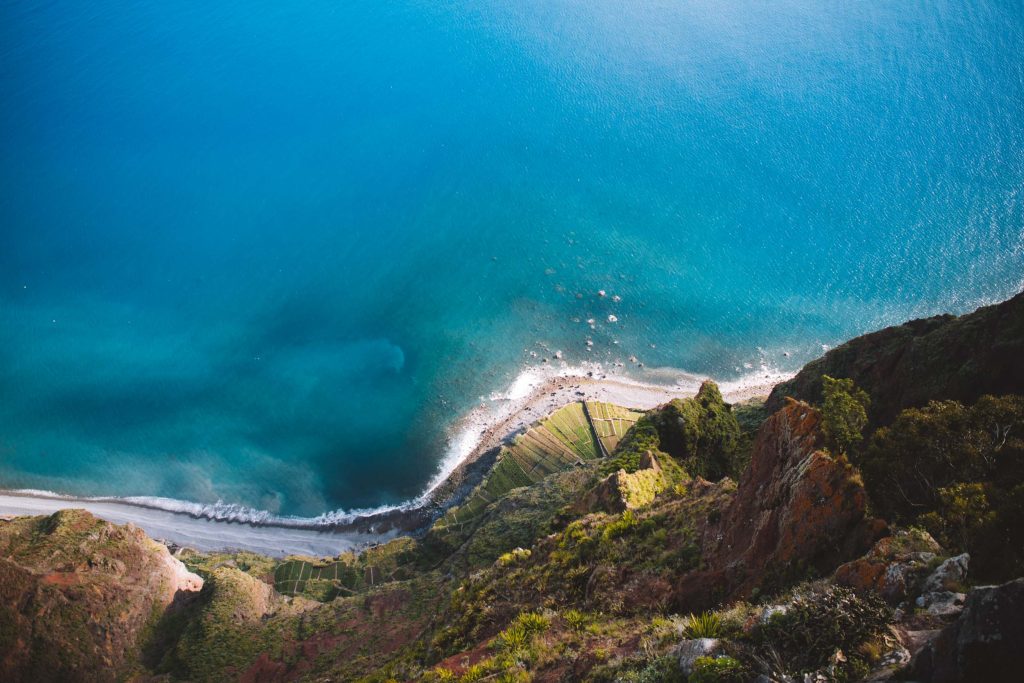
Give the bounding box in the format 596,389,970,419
273,558,353,596
543,402,600,460
431,401,646,537
585,401,645,453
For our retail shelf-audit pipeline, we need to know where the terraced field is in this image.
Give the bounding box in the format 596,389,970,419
274,557,358,599
585,401,645,454
273,538,417,599
430,401,644,539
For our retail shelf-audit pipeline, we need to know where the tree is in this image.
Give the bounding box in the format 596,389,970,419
820,375,870,455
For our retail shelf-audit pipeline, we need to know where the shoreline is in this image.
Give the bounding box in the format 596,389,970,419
0,364,790,557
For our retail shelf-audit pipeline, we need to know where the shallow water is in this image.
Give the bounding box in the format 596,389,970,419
1,1,1022,517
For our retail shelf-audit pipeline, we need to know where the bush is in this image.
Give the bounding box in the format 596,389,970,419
758,584,889,674
820,375,870,455
589,654,685,683
602,419,662,474
689,656,750,683
857,394,1024,580
563,609,588,632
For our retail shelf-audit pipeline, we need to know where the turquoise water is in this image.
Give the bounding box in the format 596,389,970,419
1,1,1022,517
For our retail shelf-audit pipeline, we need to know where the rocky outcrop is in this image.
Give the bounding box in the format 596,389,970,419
673,400,884,608
576,450,667,513
913,577,1024,682
834,530,941,604
0,509,203,683
766,291,1024,426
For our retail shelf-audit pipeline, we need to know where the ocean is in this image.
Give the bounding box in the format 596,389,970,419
1,0,1022,520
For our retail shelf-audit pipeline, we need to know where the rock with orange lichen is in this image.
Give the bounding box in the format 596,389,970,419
0,509,203,683
834,529,942,604
673,399,885,610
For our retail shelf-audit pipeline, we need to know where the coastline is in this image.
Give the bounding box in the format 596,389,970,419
0,364,789,557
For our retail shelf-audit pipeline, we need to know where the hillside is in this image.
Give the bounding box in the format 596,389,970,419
3,295,1024,682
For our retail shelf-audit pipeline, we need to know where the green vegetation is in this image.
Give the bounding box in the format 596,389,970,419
428,465,598,570
605,381,743,482
154,567,270,681
273,536,418,599
758,584,889,676
820,375,870,455
429,401,639,559
730,398,770,477
856,394,1024,580
689,656,750,683
587,401,647,453
8,300,1024,683
178,549,277,581
683,611,723,639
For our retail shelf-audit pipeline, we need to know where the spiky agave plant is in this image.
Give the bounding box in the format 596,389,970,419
683,611,723,638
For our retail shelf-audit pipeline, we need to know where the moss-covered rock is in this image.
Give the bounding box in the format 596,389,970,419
579,451,670,514
606,381,742,482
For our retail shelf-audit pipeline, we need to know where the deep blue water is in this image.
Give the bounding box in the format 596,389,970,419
1,1,1022,517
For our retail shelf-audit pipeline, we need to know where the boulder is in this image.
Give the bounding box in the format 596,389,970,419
913,577,1024,682
834,530,942,603
916,591,967,618
674,637,722,675
913,556,970,618
922,554,969,594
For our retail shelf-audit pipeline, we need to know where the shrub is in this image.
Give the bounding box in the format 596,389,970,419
496,548,531,567
858,394,1024,580
655,382,742,481
459,663,490,682
820,375,870,455
589,654,685,683
683,611,723,638
511,611,550,636
563,609,588,632
689,656,750,683
494,624,530,653
758,584,889,674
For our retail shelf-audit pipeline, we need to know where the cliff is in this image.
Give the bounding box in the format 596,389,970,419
3,294,1023,682
767,291,1024,426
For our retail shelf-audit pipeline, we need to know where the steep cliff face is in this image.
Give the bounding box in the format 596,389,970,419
0,509,202,682
766,291,1024,426
674,399,883,609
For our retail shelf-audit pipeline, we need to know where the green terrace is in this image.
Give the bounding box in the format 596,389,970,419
429,401,644,538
